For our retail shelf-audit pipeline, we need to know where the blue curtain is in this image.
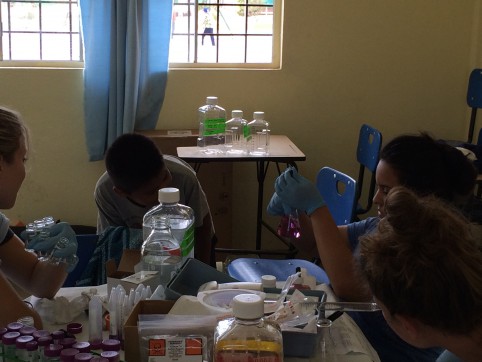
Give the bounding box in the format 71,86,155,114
79,0,173,161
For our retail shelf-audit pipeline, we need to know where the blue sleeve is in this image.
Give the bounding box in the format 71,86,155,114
346,217,379,251
436,350,463,362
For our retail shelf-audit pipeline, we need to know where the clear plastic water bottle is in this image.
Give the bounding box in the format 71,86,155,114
25,216,79,271
225,110,248,154
248,111,270,155
141,217,182,288
197,96,226,154
214,294,284,361
142,188,195,261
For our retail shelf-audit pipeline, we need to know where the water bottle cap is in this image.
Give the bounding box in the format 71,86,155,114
232,294,264,319
158,187,180,203
253,111,265,120
231,110,243,118
206,96,218,105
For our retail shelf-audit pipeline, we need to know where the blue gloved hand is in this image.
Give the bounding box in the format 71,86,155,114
267,192,293,216
275,167,326,216
28,222,78,258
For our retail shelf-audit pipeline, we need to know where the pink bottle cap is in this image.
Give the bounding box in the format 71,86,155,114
37,336,53,346
2,331,21,345
15,335,34,349
44,344,64,357
100,350,120,362
60,348,80,362
60,337,77,349
67,322,83,334
101,339,121,351
33,329,51,340
26,340,38,351
74,352,94,361
19,325,37,336
72,341,91,353
6,322,23,332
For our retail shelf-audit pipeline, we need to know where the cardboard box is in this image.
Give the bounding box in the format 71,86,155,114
124,300,176,362
136,129,198,156
106,250,171,295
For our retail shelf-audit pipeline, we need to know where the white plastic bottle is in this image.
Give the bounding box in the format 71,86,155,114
214,294,284,361
141,217,182,288
142,188,195,261
225,110,248,154
248,111,270,155
197,96,226,154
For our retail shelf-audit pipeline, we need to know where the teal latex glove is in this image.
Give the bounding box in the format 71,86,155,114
28,222,78,258
267,192,294,216
275,167,326,216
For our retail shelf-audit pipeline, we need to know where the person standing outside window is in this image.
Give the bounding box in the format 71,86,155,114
201,7,215,46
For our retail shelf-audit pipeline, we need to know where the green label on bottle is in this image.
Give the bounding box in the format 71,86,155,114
180,224,195,257
243,124,250,138
203,118,226,136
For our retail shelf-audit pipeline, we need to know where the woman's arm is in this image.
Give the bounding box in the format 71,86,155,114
0,233,67,299
0,272,43,328
308,207,371,301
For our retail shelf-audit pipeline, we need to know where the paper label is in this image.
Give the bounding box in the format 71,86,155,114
203,118,226,136
148,336,204,361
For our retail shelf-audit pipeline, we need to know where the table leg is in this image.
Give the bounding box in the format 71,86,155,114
255,160,270,250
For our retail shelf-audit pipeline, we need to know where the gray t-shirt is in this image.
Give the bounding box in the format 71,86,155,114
94,155,212,235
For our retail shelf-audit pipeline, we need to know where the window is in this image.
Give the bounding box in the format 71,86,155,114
170,0,281,69
0,0,281,68
0,0,82,62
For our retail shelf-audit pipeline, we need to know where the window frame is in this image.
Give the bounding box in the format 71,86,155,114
0,0,83,67
169,0,283,70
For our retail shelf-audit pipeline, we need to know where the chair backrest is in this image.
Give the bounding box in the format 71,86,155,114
467,69,482,143
355,124,382,216
316,166,357,225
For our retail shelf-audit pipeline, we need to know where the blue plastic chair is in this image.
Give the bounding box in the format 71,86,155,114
316,166,357,225
227,258,330,284
354,124,382,217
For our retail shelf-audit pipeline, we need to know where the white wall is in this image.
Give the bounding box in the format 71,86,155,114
0,1,479,254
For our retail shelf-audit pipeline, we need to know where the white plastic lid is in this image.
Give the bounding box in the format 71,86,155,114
261,275,277,288
253,111,265,120
231,110,243,118
232,293,264,319
206,96,218,105
158,187,180,203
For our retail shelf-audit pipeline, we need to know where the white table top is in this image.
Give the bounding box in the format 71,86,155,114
177,135,306,162
31,284,379,362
